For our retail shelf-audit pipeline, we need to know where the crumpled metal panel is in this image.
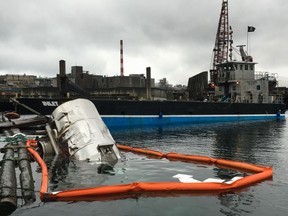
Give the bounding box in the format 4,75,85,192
50,99,120,162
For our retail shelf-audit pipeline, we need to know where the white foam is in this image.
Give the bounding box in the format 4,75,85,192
225,176,243,184
203,178,225,183
173,174,193,179
178,177,201,183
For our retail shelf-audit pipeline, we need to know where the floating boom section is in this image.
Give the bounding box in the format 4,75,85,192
26,142,273,202
49,99,120,162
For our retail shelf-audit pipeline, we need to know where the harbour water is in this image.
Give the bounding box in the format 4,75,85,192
1,118,288,216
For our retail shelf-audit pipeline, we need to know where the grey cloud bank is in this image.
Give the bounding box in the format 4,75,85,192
1,0,288,86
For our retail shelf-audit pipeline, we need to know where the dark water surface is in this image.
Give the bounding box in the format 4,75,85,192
2,118,288,216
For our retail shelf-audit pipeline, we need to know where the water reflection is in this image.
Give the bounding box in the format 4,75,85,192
43,155,117,191
1,119,286,215
218,193,255,215
212,120,286,164
112,120,286,164
111,120,286,215
210,120,285,216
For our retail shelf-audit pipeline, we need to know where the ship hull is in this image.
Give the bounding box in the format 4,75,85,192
2,98,286,128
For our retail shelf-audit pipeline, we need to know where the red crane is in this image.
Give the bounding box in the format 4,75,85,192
210,0,233,85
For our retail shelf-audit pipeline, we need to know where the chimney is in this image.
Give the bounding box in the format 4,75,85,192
59,60,66,77
120,40,124,76
146,67,151,100
59,60,67,97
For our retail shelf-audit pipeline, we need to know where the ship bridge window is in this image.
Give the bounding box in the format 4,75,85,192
225,72,230,79
223,64,234,71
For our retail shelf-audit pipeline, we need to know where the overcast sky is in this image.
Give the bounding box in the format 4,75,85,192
1,0,288,86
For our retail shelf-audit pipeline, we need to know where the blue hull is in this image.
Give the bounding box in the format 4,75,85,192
102,114,286,128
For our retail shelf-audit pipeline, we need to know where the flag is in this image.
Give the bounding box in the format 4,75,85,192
248,26,256,32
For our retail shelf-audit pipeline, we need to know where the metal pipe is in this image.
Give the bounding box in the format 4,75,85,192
0,146,17,215
10,98,43,116
45,124,59,155
18,145,36,204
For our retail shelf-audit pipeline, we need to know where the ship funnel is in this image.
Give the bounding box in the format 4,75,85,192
48,99,120,164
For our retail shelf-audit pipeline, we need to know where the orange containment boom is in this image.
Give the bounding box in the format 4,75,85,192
26,141,273,202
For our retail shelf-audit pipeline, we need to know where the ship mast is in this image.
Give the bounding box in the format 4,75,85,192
210,0,232,85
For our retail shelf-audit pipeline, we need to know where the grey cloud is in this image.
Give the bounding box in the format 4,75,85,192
1,0,288,86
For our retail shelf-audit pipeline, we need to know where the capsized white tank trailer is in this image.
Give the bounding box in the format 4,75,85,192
48,99,121,163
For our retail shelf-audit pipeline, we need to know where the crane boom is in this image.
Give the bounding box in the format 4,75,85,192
210,0,232,84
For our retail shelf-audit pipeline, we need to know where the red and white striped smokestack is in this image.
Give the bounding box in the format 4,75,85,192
120,40,124,76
